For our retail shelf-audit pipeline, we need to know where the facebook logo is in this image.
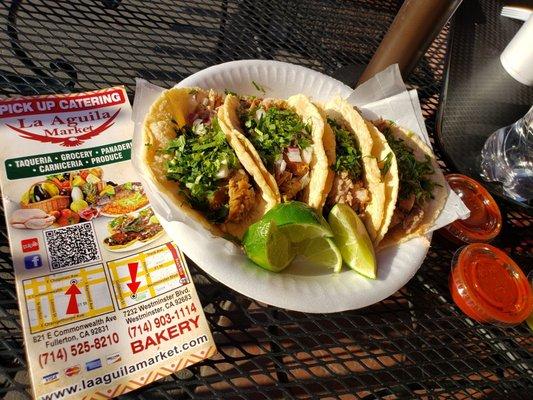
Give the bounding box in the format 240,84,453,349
24,254,43,269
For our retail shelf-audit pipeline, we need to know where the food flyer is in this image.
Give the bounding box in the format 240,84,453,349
0,87,216,399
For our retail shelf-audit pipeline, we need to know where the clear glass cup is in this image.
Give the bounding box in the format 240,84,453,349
480,105,533,203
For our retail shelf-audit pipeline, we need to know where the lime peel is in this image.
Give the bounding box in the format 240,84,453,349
242,219,295,272
243,202,344,273
262,201,333,240
328,204,377,279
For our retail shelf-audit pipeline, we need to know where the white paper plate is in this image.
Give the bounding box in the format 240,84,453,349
152,60,431,313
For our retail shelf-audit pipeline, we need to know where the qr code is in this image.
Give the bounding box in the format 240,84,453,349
44,222,101,270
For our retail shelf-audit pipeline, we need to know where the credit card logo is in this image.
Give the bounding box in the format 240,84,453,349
106,352,121,365
64,365,80,377
85,358,102,371
42,372,58,384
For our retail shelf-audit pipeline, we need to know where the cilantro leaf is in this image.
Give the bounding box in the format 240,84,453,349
251,80,266,94
240,106,312,169
328,118,363,182
382,125,436,203
163,117,239,222
379,152,393,178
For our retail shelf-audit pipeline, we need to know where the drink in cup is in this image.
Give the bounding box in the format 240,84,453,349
480,106,533,203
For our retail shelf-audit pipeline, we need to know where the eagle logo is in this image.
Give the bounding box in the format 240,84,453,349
6,109,120,147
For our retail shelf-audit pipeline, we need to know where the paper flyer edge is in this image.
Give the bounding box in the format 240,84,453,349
0,87,218,399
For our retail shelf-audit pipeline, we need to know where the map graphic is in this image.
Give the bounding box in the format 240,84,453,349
107,242,189,309
23,264,114,333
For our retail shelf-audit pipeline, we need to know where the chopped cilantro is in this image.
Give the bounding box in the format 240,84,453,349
328,118,363,181
224,89,236,96
252,80,266,94
379,152,393,178
240,106,312,169
163,117,239,222
382,125,436,203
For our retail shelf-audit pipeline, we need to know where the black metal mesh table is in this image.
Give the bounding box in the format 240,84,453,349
0,1,531,399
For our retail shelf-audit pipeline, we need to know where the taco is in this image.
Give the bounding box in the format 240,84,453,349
321,98,386,245
103,208,164,250
373,119,447,248
99,182,148,216
219,94,328,210
366,121,398,246
142,87,278,240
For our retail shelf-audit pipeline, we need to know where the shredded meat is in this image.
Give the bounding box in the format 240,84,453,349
279,177,302,202
191,90,223,123
261,98,285,111
276,170,292,186
389,208,405,229
208,89,223,109
398,194,415,213
326,171,370,216
240,97,285,112
240,97,261,109
275,167,306,202
390,198,425,233
402,205,424,233
373,119,387,132
284,156,309,177
226,170,255,222
209,187,228,210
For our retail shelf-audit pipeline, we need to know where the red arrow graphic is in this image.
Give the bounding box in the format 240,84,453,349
65,283,81,315
126,262,141,294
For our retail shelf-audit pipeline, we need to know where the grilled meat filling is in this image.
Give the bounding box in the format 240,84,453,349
327,171,370,216
227,170,256,222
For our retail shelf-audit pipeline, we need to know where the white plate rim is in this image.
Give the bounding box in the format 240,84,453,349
145,60,432,313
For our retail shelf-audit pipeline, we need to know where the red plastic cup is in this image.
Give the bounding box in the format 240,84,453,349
440,174,502,244
449,243,533,325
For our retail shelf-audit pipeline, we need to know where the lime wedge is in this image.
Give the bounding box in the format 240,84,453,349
262,201,333,242
328,204,377,279
298,237,343,273
279,223,332,243
243,219,295,272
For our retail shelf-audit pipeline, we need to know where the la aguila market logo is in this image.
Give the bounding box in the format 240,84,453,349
6,109,120,147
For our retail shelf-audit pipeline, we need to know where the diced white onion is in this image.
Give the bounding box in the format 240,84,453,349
286,147,302,162
255,108,266,121
300,172,311,189
216,165,229,179
274,158,287,174
192,119,206,135
302,147,313,164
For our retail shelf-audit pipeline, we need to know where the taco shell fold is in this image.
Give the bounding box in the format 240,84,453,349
366,121,398,246
374,120,447,249
142,87,278,240
323,98,386,245
219,93,329,211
